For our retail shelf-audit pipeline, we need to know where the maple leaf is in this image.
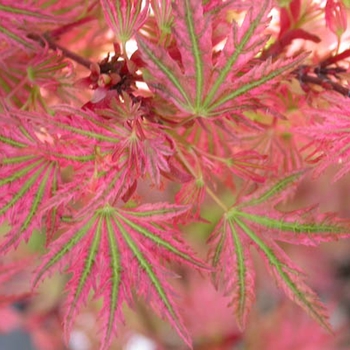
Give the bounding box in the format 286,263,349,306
44,101,175,189
25,50,74,92
0,109,96,250
1,49,75,109
137,0,306,120
0,125,61,251
325,0,347,38
0,0,65,50
100,0,150,52
33,202,208,350
297,96,350,182
150,0,174,44
241,117,305,174
208,170,350,330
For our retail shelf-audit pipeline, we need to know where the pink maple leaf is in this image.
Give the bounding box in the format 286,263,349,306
0,108,98,250
137,0,306,121
208,170,350,330
100,0,149,53
0,0,67,50
33,202,208,350
297,94,350,182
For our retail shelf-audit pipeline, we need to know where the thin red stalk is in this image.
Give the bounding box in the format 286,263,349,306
320,49,350,67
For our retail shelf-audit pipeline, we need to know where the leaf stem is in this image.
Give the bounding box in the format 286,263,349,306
205,186,228,212
174,145,198,179
175,141,228,212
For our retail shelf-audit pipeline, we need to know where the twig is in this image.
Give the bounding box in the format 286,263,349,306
28,33,93,69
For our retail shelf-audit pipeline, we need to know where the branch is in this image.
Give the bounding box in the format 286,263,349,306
298,73,350,97
28,33,93,70
295,64,350,97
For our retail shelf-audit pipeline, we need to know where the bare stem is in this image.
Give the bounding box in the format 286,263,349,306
298,73,350,97
28,33,93,70
205,186,228,212
47,39,93,69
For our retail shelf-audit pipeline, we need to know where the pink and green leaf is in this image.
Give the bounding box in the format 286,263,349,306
0,132,62,252
138,0,306,119
100,0,149,48
0,117,97,251
150,0,174,42
0,1,64,50
171,0,213,110
209,171,350,331
297,99,350,182
235,218,331,331
137,34,193,111
203,0,273,109
34,202,208,349
137,0,212,114
209,216,255,329
206,55,308,115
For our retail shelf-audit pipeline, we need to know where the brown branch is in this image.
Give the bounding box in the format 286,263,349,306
28,33,93,70
298,73,350,97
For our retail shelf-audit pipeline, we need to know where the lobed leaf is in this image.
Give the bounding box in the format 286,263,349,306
172,0,213,110
235,218,331,331
206,54,308,116
209,216,255,329
137,34,194,111
297,99,350,182
209,171,350,331
138,0,306,120
0,1,65,50
137,0,213,115
203,0,272,109
150,0,174,42
34,202,208,349
0,125,62,251
100,0,150,47
0,114,98,250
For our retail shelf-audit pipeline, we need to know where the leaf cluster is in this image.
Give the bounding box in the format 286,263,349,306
1,0,350,348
